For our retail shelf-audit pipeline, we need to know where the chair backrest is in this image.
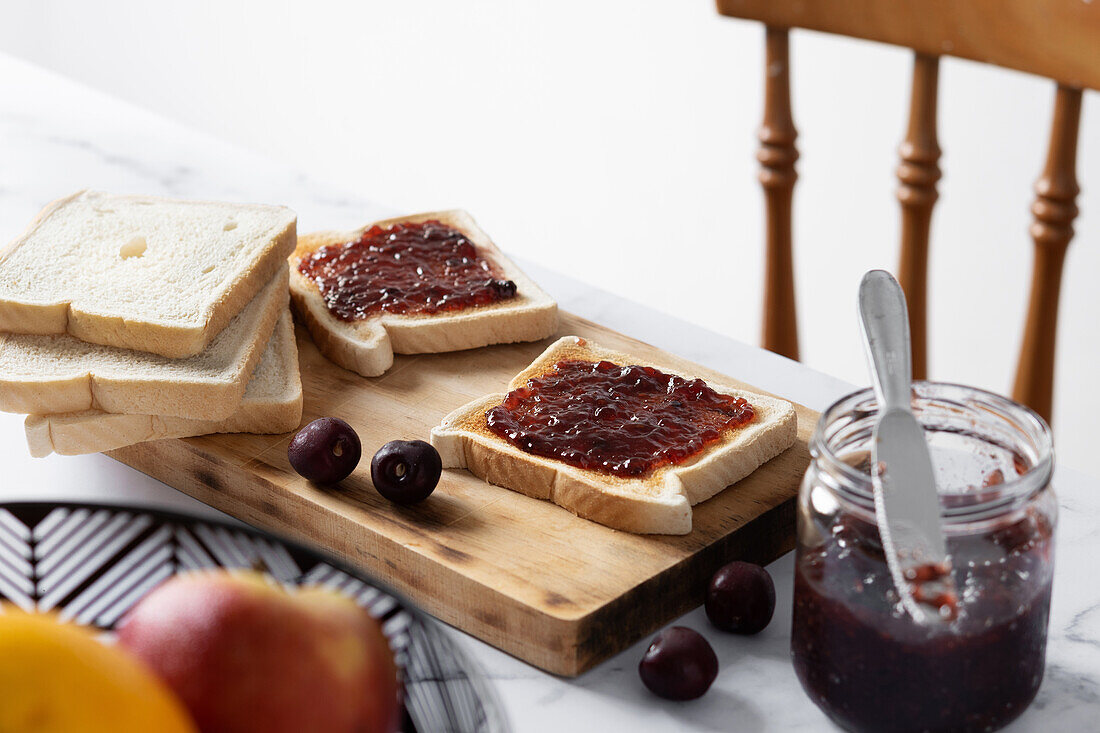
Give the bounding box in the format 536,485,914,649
716,0,1098,421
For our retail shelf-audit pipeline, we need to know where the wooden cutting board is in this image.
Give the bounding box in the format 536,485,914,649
109,312,816,676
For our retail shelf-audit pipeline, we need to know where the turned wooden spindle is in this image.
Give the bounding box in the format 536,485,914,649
758,26,800,361
1012,85,1083,422
896,53,941,381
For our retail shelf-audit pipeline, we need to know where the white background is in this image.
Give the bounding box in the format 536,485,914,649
0,0,1096,470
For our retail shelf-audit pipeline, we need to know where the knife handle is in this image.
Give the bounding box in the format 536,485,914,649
858,270,913,412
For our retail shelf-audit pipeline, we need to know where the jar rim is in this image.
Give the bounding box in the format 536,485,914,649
810,381,1054,517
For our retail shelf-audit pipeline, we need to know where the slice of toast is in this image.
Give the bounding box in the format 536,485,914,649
24,310,303,457
431,336,797,535
0,266,288,421
0,190,296,358
289,210,558,377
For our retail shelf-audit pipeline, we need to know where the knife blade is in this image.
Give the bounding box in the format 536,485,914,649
858,270,956,625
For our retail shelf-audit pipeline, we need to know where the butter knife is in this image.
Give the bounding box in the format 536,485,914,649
858,270,956,625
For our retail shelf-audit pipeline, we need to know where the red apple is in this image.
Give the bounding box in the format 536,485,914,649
117,571,400,733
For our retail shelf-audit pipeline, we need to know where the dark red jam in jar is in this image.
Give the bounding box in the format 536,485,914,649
485,359,754,477
792,383,1056,733
296,220,517,321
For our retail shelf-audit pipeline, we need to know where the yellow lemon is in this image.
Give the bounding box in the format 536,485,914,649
0,610,196,733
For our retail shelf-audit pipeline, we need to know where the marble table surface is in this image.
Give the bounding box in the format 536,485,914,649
0,53,1097,731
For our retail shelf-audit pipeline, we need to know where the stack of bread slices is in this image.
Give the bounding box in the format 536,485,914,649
0,190,304,457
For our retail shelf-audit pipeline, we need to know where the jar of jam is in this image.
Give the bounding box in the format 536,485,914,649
792,382,1056,733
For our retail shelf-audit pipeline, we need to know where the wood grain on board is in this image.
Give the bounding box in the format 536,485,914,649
109,312,816,676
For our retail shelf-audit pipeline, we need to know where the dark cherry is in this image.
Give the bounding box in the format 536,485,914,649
370,440,442,505
638,626,718,701
705,561,775,634
287,417,362,484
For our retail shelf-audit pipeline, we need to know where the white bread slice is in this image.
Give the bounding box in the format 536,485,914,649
289,210,558,377
0,266,288,421
431,336,797,535
0,190,296,358
24,310,302,457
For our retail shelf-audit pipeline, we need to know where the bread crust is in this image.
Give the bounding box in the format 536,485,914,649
289,210,558,377
0,267,289,421
0,190,297,358
431,336,798,535
24,311,303,457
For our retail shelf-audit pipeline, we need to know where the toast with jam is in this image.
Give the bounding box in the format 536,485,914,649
289,210,558,377
24,311,302,457
431,336,797,535
0,190,296,358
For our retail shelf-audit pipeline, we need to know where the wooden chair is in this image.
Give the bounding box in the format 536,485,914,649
716,0,1097,421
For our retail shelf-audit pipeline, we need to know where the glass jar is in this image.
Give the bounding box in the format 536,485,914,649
791,382,1056,733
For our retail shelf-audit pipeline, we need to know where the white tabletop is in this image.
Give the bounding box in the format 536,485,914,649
1,54,1097,731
